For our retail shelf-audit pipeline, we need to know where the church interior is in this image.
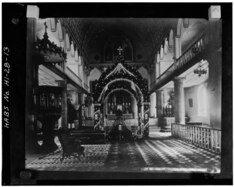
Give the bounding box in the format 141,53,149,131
24,4,225,175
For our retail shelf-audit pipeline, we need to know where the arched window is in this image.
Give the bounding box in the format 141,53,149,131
104,37,133,62
197,85,207,116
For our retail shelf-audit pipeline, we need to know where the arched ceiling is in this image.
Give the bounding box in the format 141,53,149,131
60,18,178,65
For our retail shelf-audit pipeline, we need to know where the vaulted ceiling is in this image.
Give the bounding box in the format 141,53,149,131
60,18,178,65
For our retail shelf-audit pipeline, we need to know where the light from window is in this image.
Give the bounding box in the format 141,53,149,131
197,85,207,116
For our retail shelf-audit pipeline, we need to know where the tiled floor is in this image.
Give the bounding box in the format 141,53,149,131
26,129,220,173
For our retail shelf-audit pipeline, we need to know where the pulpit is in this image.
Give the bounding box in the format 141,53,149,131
34,86,63,153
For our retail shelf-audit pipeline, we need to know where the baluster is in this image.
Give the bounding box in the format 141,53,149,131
211,129,214,152
199,127,202,147
217,131,221,153
215,130,218,152
204,128,207,149
192,127,195,144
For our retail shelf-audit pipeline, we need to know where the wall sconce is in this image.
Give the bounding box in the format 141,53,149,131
194,62,207,77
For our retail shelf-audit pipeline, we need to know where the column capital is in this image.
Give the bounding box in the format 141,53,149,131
174,77,185,82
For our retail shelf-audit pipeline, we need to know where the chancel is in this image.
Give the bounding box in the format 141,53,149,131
25,4,223,174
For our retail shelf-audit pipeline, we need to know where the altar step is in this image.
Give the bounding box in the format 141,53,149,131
71,129,106,144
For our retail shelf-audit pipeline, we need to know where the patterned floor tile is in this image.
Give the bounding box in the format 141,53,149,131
26,131,220,173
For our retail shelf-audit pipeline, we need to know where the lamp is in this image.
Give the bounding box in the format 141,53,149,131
194,62,207,77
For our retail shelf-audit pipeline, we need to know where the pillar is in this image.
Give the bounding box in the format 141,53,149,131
150,92,156,117
94,103,103,131
142,102,150,138
56,80,68,129
156,90,163,118
132,96,138,119
174,77,185,124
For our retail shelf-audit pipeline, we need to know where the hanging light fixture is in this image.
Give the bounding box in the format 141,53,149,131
194,61,207,77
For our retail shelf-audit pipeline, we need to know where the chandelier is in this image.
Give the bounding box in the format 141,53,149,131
194,61,207,77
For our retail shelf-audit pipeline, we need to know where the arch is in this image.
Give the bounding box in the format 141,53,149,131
89,67,102,81
104,36,134,62
169,29,174,48
176,18,183,37
138,66,149,80
98,78,143,102
104,88,138,103
57,20,63,42
65,33,70,51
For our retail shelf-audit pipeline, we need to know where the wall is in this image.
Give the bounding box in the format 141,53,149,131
184,82,210,125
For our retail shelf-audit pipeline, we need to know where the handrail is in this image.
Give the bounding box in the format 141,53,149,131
171,123,221,154
65,66,82,86
151,31,209,90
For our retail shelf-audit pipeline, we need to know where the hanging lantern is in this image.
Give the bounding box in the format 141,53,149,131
50,18,56,32
65,33,71,51
57,20,63,42
75,49,79,62
194,61,207,77
71,41,75,57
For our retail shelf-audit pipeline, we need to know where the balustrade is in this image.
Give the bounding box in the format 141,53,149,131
65,66,82,86
171,123,221,154
151,32,209,90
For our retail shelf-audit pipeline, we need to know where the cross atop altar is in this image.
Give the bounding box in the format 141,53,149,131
117,46,123,56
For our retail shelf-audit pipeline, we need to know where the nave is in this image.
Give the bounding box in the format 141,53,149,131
26,125,220,173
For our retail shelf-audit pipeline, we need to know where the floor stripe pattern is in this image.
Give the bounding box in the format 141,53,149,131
26,144,111,171
26,132,220,173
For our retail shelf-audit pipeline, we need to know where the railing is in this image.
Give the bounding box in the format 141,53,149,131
54,62,65,73
171,123,221,154
151,32,209,90
65,66,82,86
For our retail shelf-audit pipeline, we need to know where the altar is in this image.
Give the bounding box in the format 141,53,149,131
104,89,138,119
107,114,133,120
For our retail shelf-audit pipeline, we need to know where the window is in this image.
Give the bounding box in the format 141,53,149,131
197,85,207,116
104,37,133,62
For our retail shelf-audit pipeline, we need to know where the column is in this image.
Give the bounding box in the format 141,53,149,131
174,77,185,124
142,102,150,138
56,80,68,129
150,93,156,117
156,90,163,118
94,103,103,131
